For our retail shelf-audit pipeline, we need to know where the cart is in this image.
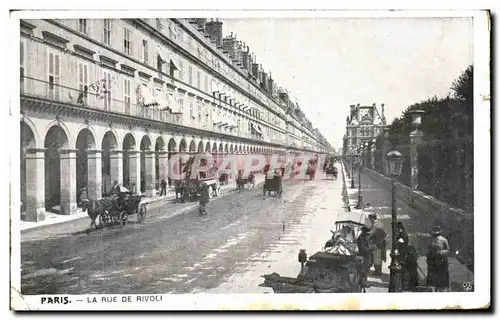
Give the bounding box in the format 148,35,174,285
182,168,221,202
260,213,369,293
263,169,283,198
325,165,338,180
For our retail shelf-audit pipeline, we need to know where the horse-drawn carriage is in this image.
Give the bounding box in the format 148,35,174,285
263,168,283,198
236,170,256,190
180,167,221,202
261,213,367,293
325,164,338,180
83,186,147,230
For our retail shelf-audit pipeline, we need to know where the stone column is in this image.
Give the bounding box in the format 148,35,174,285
86,149,102,200
409,110,425,207
128,150,141,195
158,151,169,189
24,148,46,222
109,150,124,188
59,149,77,215
144,150,156,197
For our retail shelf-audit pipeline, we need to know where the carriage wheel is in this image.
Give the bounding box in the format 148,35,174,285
119,211,128,228
214,186,221,197
137,204,146,224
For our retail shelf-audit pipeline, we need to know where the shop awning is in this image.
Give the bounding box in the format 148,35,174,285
141,84,158,107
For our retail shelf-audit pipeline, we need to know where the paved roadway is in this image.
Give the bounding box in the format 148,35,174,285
21,169,344,295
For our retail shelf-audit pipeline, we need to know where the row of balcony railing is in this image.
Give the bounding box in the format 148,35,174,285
20,76,290,145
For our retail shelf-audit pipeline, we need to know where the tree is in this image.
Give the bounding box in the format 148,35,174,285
451,65,473,103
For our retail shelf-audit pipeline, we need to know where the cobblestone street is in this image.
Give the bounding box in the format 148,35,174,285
21,168,353,295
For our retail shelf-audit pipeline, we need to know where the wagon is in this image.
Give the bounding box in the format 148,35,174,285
263,169,283,198
325,165,338,180
182,168,221,202
260,213,368,293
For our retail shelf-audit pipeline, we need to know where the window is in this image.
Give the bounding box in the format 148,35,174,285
188,65,193,85
196,69,201,89
178,59,184,81
103,19,111,45
123,27,132,56
102,69,112,110
124,78,132,113
77,62,89,104
178,97,184,112
189,100,194,119
47,51,60,100
78,19,87,34
20,41,25,92
197,102,202,123
204,74,209,92
156,18,163,30
142,40,148,64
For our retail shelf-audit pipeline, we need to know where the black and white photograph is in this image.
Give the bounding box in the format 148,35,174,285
9,7,490,311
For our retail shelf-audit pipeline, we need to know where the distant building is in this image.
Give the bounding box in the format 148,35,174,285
342,103,387,156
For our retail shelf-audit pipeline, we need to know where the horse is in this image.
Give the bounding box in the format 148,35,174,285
81,197,120,230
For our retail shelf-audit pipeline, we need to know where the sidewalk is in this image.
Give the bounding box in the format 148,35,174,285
341,162,390,292
19,174,266,232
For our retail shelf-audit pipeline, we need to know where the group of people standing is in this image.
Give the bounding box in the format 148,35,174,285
355,213,451,292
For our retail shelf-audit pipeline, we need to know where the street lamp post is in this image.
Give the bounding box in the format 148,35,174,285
387,150,404,292
355,149,364,209
350,150,355,189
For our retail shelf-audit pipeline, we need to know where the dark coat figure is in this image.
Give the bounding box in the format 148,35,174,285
395,222,412,291
357,226,375,291
368,214,387,276
160,179,167,196
426,226,450,291
198,184,210,215
403,245,419,291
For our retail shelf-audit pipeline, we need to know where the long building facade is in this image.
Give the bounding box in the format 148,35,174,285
19,18,333,221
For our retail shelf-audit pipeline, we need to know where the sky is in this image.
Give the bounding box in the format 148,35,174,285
220,17,473,150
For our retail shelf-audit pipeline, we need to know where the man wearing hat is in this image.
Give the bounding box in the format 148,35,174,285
357,226,375,291
368,213,387,276
426,225,450,291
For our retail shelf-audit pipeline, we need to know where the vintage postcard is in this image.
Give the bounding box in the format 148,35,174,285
9,8,490,311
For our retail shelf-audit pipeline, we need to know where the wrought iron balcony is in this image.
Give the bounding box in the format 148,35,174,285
20,76,183,125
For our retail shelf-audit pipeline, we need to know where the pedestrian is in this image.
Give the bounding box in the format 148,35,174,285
404,245,419,291
426,225,450,292
198,183,210,215
357,226,376,291
160,179,167,196
395,221,410,290
110,180,120,196
368,213,387,276
131,183,137,195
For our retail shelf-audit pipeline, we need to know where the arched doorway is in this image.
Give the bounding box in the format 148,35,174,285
140,135,152,193
44,125,70,213
189,140,196,154
167,138,177,186
76,128,96,206
205,142,211,153
122,133,136,190
197,141,204,154
20,122,37,220
155,137,166,191
101,131,118,196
